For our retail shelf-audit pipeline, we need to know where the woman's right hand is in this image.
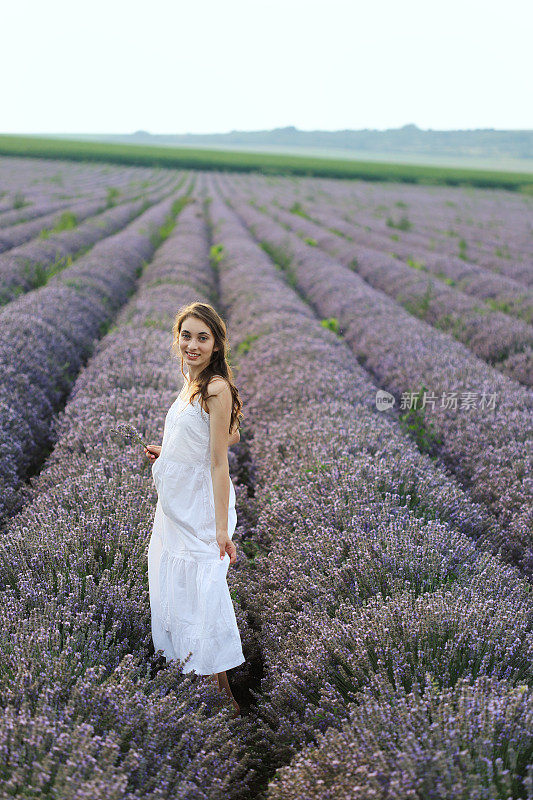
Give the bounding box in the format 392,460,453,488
144,445,162,461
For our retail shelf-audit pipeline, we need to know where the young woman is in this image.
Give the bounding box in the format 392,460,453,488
145,301,245,717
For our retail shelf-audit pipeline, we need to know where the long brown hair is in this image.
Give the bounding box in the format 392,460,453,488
170,302,243,434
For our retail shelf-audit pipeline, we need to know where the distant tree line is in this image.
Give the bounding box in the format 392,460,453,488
122,124,533,160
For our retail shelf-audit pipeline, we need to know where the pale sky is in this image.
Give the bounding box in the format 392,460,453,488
3,0,532,135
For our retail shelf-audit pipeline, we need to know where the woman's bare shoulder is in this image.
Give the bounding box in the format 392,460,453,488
207,375,231,396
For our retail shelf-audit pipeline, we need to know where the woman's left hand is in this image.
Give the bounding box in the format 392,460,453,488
216,532,237,564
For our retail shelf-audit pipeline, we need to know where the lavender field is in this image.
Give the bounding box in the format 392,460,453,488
0,156,531,799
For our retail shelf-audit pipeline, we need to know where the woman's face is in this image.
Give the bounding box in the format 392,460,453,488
179,316,218,375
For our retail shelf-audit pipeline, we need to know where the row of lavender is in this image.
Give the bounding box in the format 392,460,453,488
200,174,532,798
270,179,533,323
213,175,533,578
281,173,533,284
0,169,176,252
0,178,192,523
0,156,163,220
236,180,533,387
0,173,181,304
0,193,259,799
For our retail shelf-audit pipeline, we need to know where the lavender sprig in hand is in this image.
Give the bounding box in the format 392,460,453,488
110,421,149,450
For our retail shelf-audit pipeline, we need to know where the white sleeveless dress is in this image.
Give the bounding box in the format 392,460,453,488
147,376,245,675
